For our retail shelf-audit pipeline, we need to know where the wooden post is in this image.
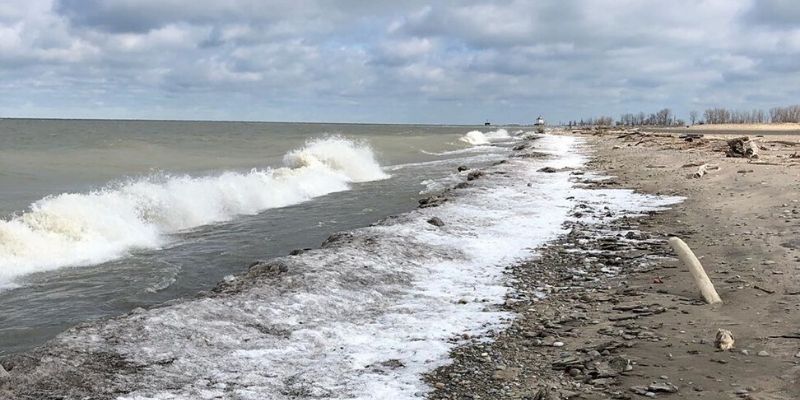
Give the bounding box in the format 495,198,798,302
668,237,723,304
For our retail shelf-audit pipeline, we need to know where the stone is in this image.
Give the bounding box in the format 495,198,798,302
467,171,484,181
757,350,770,357
552,341,565,347
538,167,558,173
457,165,469,172
427,217,445,227
648,382,679,393
715,329,735,350
795,351,800,358
0,363,9,378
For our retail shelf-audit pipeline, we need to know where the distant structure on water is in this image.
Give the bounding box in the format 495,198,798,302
484,120,491,126
534,116,545,133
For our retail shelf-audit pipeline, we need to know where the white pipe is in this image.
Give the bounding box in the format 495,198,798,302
668,237,723,305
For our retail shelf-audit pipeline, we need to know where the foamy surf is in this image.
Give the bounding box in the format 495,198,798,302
458,128,513,146
5,135,684,399
0,136,388,284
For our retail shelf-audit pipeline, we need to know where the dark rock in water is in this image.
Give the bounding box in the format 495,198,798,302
289,249,305,256
427,217,445,227
419,195,448,208
457,165,469,172
454,182,470,189
513,144,528,151
321,232,355,247
467,171,484,181
538,167,558,173
492,160,508,166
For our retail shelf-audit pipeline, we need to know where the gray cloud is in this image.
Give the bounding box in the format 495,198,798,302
0,0,798,123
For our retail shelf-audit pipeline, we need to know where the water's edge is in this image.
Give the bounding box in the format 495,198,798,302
0,134,682,400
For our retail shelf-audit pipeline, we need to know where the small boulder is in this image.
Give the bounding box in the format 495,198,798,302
427,217,445,227
715,329,735,350
457,165,469,172
466,170,484,181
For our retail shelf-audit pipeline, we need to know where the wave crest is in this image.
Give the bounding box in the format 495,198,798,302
458,129,510,146
0,136,388,282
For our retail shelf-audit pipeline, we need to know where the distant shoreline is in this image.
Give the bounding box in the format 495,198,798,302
650,122,800,135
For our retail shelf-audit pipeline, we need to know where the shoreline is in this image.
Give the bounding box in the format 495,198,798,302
0,134,588,398
3,131,799,399
428,129,800,399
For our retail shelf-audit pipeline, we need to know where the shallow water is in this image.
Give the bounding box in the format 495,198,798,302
0,119,514,356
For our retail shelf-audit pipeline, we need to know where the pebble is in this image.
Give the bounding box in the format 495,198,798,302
795,351,800,358
552,341,565,347
757,350,770,357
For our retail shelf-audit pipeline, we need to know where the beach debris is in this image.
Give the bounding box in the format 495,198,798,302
668,237,723,304
726,136,759,158
693,164,708,178
538,166,558,173
427,217,445,227
715,329,735,350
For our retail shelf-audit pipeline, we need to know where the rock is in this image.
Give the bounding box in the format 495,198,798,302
0,363,8,378
467,171,484,181
648,382,679,393
552,341,565,347
757,350,770,357
457,165,469,172
795,351,800,358
715,329,735,350
538,167,558,173
248,260,289,277
427,217,445,227
288,249,305,256
726,137,759,158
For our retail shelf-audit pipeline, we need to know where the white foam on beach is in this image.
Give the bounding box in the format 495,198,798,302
0,136,388,284
28,135,684,400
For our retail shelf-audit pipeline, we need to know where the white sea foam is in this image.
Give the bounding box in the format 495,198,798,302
458,128,511,146
0,136,388,284
30,135,682,400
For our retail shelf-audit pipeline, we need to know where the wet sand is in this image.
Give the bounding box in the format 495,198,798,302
428,130,800,399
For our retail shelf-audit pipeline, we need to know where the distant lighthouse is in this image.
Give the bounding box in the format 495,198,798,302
534,116,545,133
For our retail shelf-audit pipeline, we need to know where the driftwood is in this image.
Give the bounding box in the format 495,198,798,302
690,163,719,178
726,137,759,158
668,237,723,304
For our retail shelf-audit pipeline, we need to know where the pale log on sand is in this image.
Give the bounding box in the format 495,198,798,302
668,237,723,304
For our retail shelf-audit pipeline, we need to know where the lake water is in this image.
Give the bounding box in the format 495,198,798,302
0,119,514,355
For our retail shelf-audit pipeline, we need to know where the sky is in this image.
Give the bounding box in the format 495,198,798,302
0,0,799,124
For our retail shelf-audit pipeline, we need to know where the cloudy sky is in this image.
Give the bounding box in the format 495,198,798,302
1,0,798,124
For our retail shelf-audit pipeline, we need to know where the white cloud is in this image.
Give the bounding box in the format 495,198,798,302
0,0,798,123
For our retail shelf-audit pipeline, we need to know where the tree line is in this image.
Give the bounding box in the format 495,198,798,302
568,104,800,127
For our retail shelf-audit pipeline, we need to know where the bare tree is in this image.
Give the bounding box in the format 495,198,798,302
689,111,698,125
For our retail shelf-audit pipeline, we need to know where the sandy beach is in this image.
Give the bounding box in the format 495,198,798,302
427,130,800,399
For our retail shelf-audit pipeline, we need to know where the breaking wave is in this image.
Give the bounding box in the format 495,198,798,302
0,136,388,283
458,129,511,145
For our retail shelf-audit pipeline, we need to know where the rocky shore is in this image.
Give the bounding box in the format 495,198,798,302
427,129,800,399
